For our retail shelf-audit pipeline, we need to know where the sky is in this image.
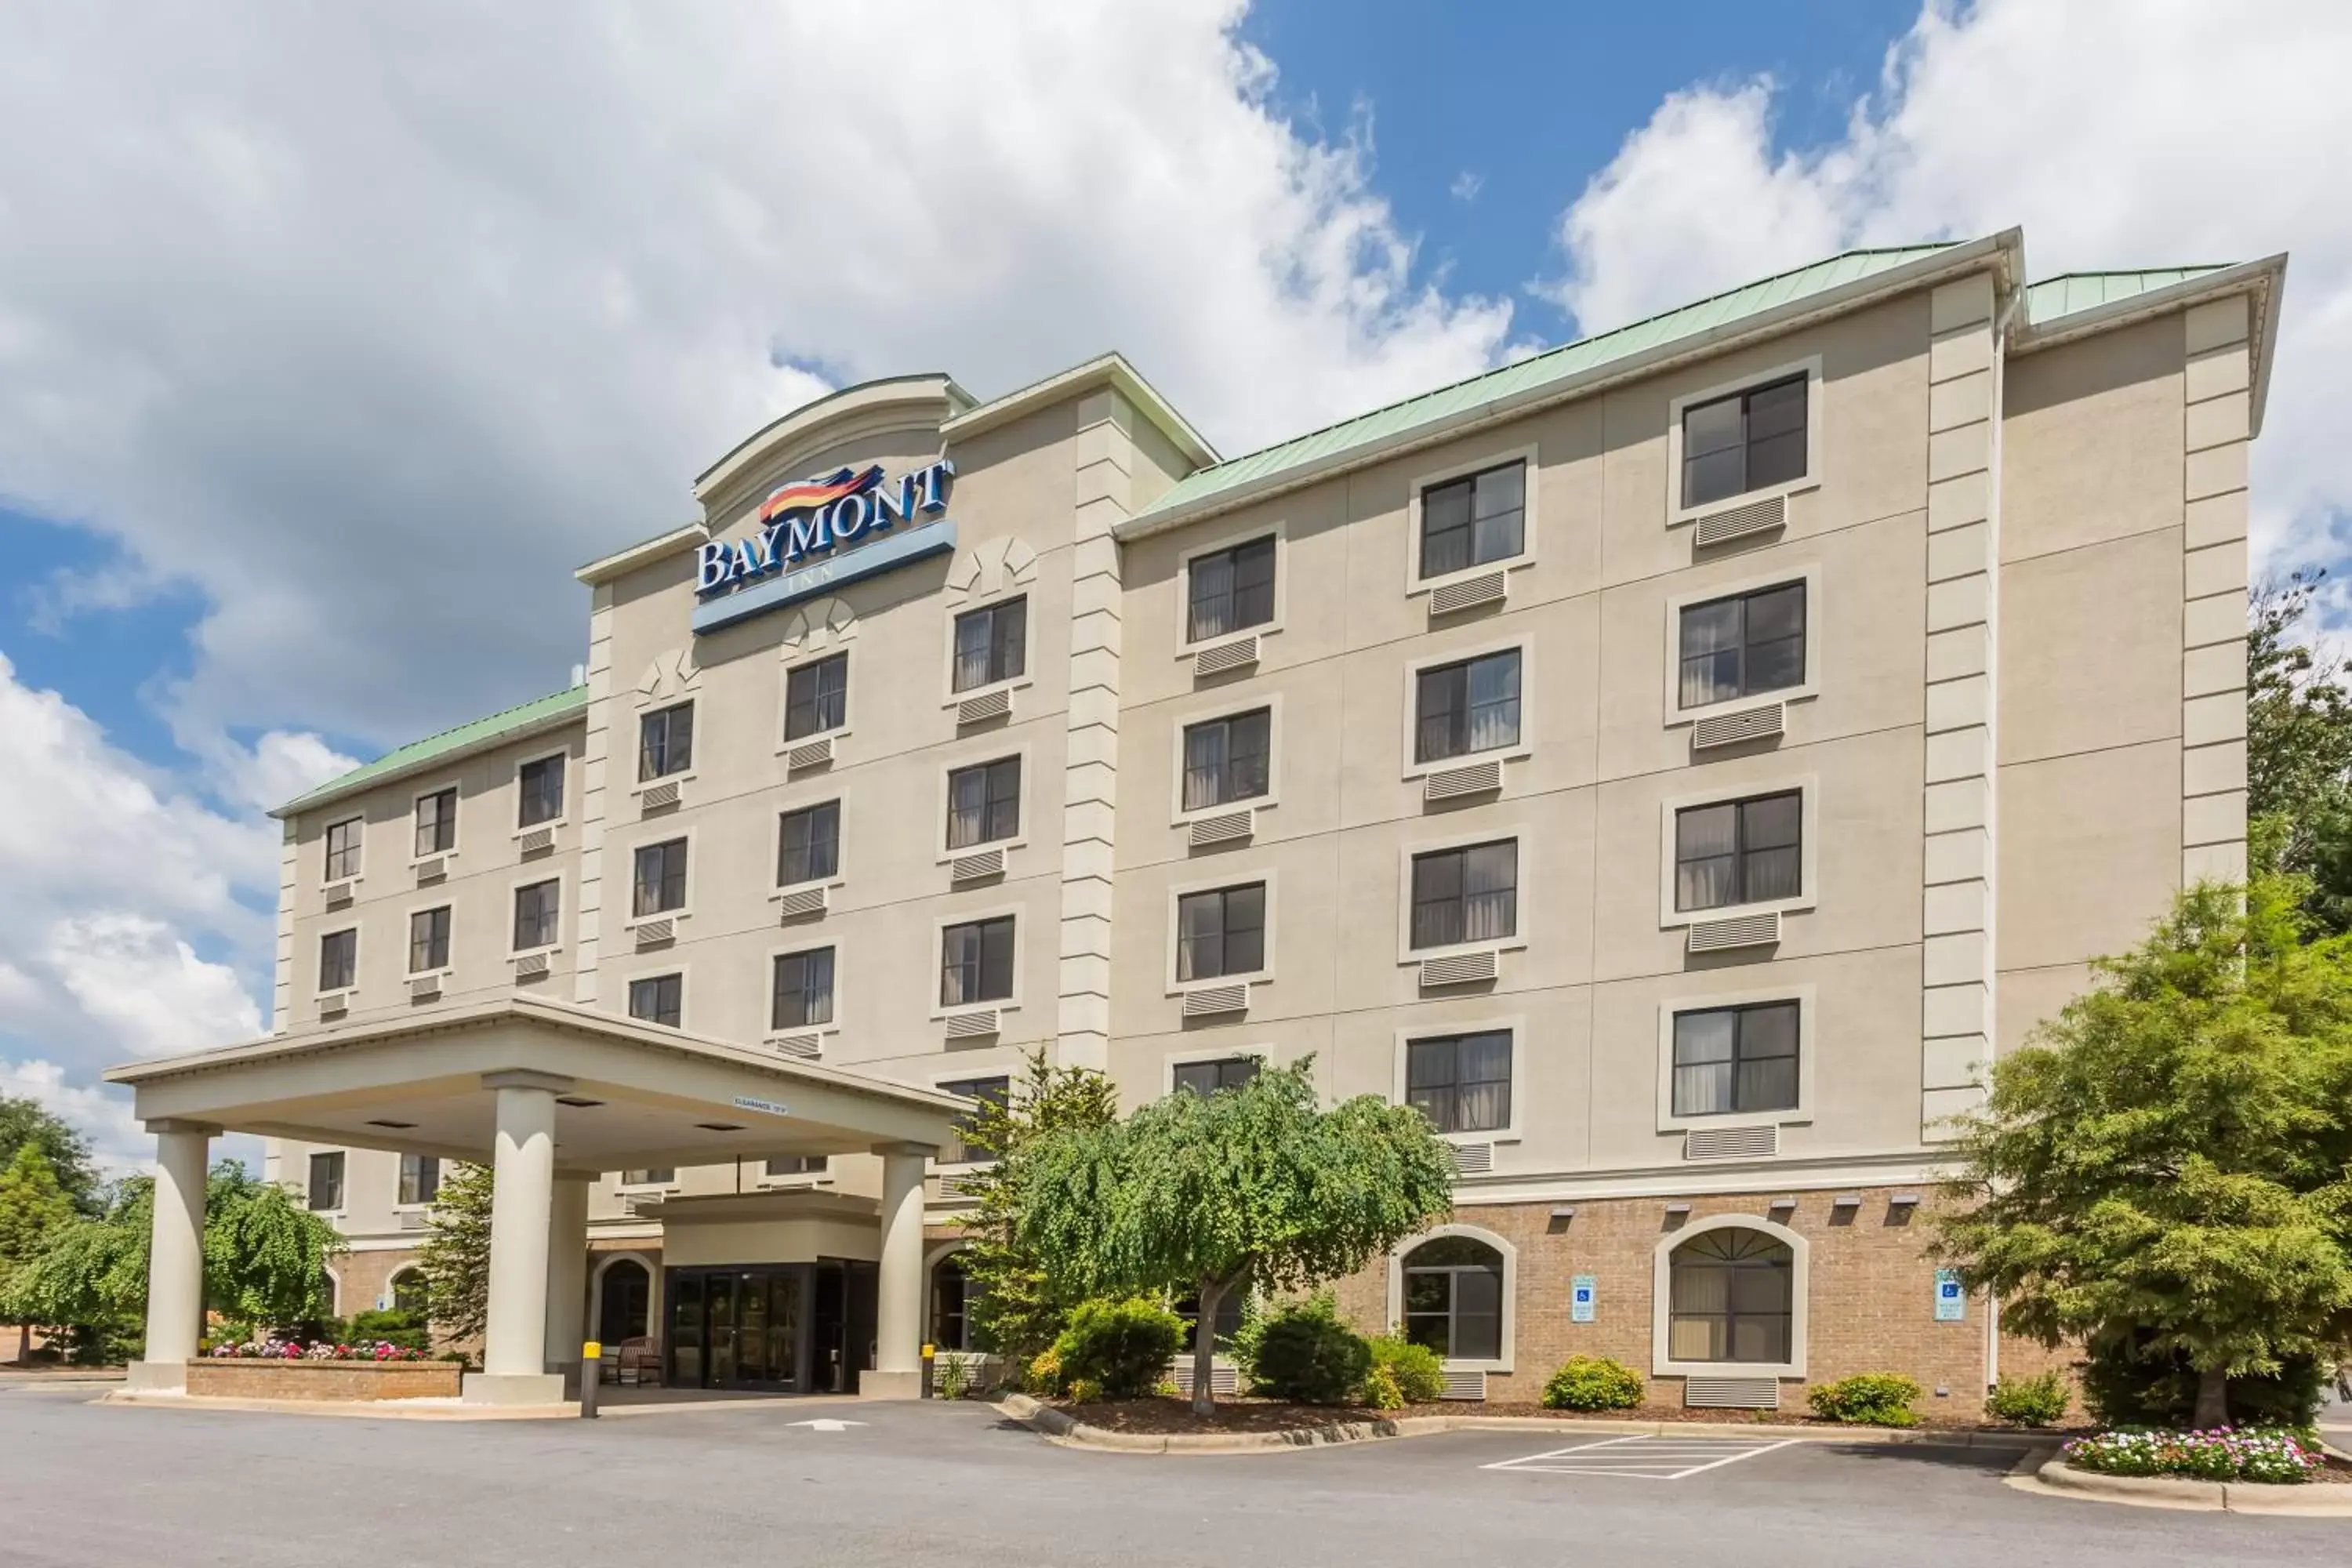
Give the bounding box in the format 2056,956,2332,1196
2,0,2348,1174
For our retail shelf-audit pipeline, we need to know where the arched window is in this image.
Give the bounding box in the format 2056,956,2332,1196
598,1258,652,1345
1402,1236,1503,1360
390,1269,430,1317
1668,1228,1792,1364
931,1258,977,1352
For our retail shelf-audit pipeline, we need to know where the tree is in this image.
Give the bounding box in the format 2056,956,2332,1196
0,1145,76,1362
1934,877,2352,1428
416,1161,493,1343
1013,1058,1457,1414
2247,570,2352,929
0,1094,101,1216
956,1049,1120,1366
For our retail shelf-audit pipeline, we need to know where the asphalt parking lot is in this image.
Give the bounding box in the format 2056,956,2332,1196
0,1385,2343,1568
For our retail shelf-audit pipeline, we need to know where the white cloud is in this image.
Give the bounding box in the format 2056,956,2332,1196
0,1058,149,1176
1450,171,1485,203
42,915,263,1061
1541,0,2352,586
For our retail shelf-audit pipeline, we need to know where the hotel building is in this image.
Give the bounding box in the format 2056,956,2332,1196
111,229,2281,1410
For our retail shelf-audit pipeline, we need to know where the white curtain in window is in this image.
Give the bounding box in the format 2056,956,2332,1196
1461,841,1517,942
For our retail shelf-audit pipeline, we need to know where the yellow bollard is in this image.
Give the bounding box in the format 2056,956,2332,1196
580,1340,604,1418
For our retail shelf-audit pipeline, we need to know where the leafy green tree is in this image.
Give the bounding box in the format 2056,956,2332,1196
1934,877,2352,1428
0,1094,101,1216
416,1161,494,1342
0,1145,77,1362
956,1049,1120,1365
1012,1058,1456,1414
2247,570,2352,930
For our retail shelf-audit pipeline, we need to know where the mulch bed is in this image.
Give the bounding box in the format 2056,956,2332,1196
1039,1395,2063,1438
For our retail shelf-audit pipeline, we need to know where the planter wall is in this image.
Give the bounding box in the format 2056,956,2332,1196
186,1358,463,1401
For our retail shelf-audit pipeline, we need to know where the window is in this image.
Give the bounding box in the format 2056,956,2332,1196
777,801,840,887
1668,1229,1793,1363
513,879,561,951
771,947,836,1030
933,1258,976,1351
638,701,695,782
324,818,362,880
318,929,357,992
1402,1236,1503,1360
628,972,683,1027
946,757,1022,850
1173,1056,1259,1097
621,1166,675,1187
390,1270,430,1316
397,1153,441,1207
408,906,451,973
1419,461,1525,580
1186,535,1276,643
1175,883,1265,982
951,597,1026,692
518,753,565,828
414,787,456,858
1672,1001,1800,1118
940,916,1016,1008
1410,840,1518,949
1173,1288,1245,1350
1406,1031,1512,1134
307,1151,344,1212
1414,649,1522,764
1681,373,1807,510
1181,708,1271,812
938,1076,1011,1164
1675,791,1802,912
765,1155,827,1178
1679,583,1806,710
784,653,848,742
632,838,688,917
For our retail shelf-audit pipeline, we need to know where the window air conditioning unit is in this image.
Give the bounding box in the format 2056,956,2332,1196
1683,1124,1778,1161
1692,492,1786,550
1419,949,1498,989
511,951,551,979
397,1210,431,1231
1186,809,1254,849
316,992,350,1018
1691,702,1785,751
639,779,682,812
1686,911,1780,953
786,735,834,771
633,916,677,947
323,880,355,907
956,688,1013,727
517,826,556,856
1180,982,1249,1018
950,847,1007,883
1448,1142,1495,1175
1685,1376,1779,1410
1191,635,1260,679
768,1030,822,1060
1439,1369,1487,1400
943,1009,1000,1040
413,856,448,883
1427,568,1508,619
935,1172,985,1202
408,975,443,1002
775,884,828,921
1424,758,1503,803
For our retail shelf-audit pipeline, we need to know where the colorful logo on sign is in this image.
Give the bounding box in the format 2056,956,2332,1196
696,458,955,599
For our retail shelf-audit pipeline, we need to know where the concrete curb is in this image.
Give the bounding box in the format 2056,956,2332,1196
2032,1458,2352,1516
98,1388,579,1421
993,1395,2046,1457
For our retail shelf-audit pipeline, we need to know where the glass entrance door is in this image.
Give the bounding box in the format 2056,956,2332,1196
665,1266,806,1391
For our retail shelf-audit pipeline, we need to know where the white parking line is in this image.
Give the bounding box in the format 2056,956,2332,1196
1482,1434,1799,1480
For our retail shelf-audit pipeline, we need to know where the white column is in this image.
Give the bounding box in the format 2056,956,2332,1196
866,1142,931,1399
543,1174,593,1379
463,1073,568,1406
126,1121,213,1393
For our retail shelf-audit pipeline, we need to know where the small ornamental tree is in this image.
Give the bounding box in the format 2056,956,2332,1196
416,1161,495,1343
0,1094,101,1216
1013,1058,1456,1414
1934,877,2352,1429
0,1145,76,1361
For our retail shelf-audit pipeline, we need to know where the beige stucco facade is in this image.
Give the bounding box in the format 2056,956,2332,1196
245,230,2278,1408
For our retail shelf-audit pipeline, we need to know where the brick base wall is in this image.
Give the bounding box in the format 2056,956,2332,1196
186,1359,463,1400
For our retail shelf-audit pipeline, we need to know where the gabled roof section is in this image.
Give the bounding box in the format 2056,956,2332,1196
2024,267,2230,324
274,685,589,819
942,351,1218,468
2014,253,2288,436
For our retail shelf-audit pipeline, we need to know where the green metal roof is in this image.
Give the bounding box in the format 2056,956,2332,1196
2024,267,2232,327
1134,243,1964,525
275,685,588,818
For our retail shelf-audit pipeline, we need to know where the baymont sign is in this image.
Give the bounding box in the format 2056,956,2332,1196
689,458,959,637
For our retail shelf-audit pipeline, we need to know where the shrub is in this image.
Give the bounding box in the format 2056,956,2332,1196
1984,1370,2070,1428
1806,1373,1922,1427
1366,1335,1446,1406
1025,1348,1065,1396
933,1356,973,1401
344,1309,430,1353
2078,1334,2330,1430
1050,1298,1185,1401
2064,1427,2322,1485
1362,1364,1404,1410
1541,1356,1645,1412
1065,1377,1104,1405
1249,1296,1371,1405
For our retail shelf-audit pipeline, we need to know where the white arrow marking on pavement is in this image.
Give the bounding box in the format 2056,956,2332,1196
787,1418,867,1432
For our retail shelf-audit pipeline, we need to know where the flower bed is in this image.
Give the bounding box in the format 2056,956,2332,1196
186,1352,463,1402
2062,1427,2325,1485
209,1338,435,1362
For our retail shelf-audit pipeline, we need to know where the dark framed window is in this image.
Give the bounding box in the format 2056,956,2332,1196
1681,372,1807,510
628,972,682,1028
622,1166,676,1186
638,701,695,782
397,1153,441,1207
940,917,1015,1008
1172,1056,1259,1097
1414,648,1522,763
513,879,561,951
307,1151,344,1212
1402,1236,1503,1359
318,928,357,992
938,1076,1011,1165
777,801,840,887
1406,1031,1512,1134
946,757,1022,850
1672,1001,1799,1118
784,653,848,742
518,753,566,828
414,788,456,858
1410,839,1518,949
1668,1228,1793,1363
1419,461,1526,580
1186,535,1277,643
324,817,363,880
1675,791,1802,912
1679,582,1806,710
1181,708,1271,812
951,597,1027,692
1172,1288,1246,1350
408,906,451,973
765,1155,827,1178
632,837,688,917
1176,883,1266,982
390,1271,430,1316
771,947,836,1030
932,1257,977,1350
